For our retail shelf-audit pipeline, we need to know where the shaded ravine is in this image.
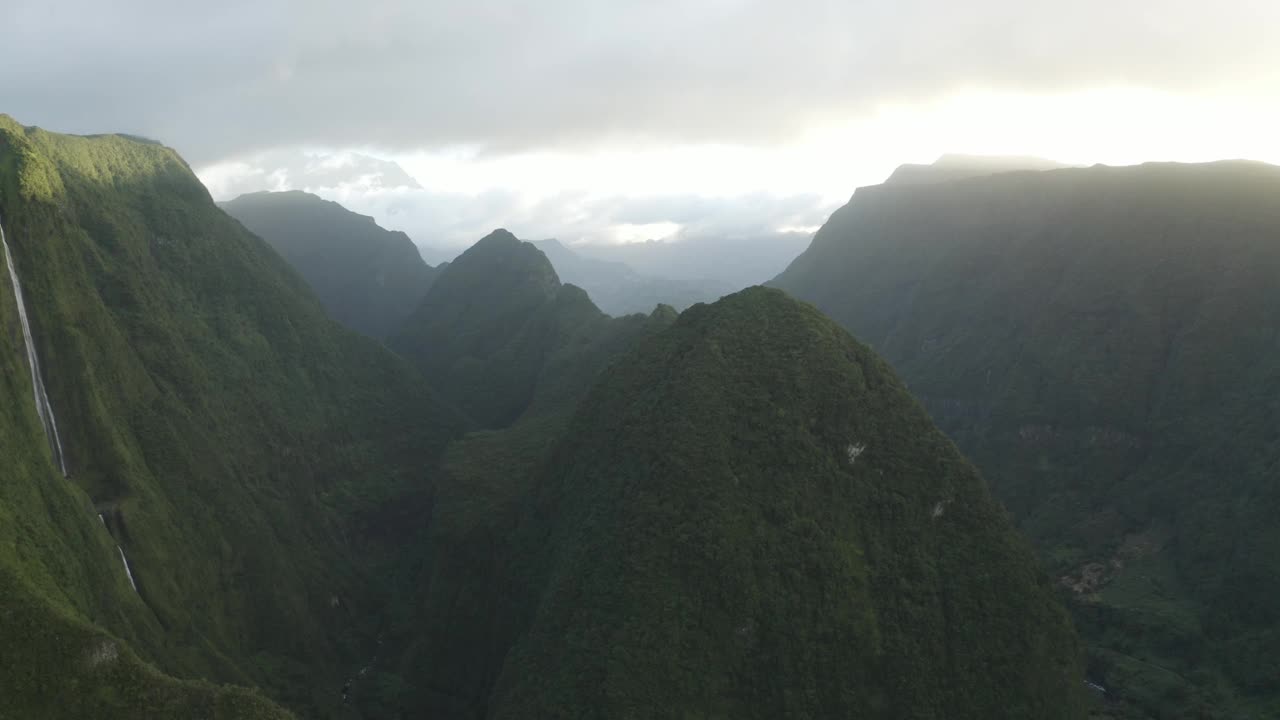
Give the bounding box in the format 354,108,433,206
1,211,66,476
2,209,139,596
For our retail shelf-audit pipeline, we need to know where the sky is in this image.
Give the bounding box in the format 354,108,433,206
5,0,1280,249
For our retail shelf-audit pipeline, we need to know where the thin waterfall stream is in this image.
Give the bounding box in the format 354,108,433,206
4,210,138,595
100,514,139,594
1,212,67,475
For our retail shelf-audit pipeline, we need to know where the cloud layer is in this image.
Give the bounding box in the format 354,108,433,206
6,0,1278,164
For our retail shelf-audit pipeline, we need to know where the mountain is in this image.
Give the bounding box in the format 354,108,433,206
220,190,439,339
772,160,1280,719
0,114,1094,718
486,287,1085,718
574,231,810,294
390,229,669,429
378,231,681,716
884,153,1068,186
530,238,720,315
0,116,459,718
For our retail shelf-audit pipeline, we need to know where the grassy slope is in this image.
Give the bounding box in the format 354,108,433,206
0,116,458,718
772,161,1280,719
220,191,438,340
489,288,1085,719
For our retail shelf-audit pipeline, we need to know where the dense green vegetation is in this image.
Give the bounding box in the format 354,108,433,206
1,116,1092,718
0,115,459,718
373,235,681,716
488,287,1085,718
357,287,1087,718
772,160,1280,719
220,190,440,340
390,229,669,429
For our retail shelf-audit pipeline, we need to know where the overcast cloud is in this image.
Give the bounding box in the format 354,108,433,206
5,1,1279,250
206,149,832,250
6,1,1278,162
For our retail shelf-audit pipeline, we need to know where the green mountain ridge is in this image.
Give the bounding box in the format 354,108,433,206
390,229,668,430
0,116,460,718
219,190,440,340
771,159,1280,719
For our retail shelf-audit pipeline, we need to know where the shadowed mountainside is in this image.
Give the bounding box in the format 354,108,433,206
773,159,1280,719
220,190,440,340
0,116,459,719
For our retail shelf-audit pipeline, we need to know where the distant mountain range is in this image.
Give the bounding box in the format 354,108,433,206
531,238,725,315
220,190,441,340
574,230,813,291
883,153,1070,186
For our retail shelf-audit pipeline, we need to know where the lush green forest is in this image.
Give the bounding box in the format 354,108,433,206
772,159,1280,719
487,287,1085,719
219,190,440,340
0,115,460,719
390,229,671,430
0,118,1096,718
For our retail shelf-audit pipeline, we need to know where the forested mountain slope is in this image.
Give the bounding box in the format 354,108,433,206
220,190,440,340
488,287,1085,719
390,229,667,429
0,116,459,719
0,114,1091,719
773,160,1280,719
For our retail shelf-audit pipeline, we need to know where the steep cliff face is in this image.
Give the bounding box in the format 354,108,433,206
773,160,1280,718
0,115,458,718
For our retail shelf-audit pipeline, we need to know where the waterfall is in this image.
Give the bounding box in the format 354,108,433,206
1,213,67,475
99,514,139,594
117,546,139,593
2,216,137,596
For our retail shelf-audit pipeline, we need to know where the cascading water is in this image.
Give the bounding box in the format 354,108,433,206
2,213,139,594
100,514,140,595
1,212,67,475
117,547,139,593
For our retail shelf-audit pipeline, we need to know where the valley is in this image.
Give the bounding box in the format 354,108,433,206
2,121,1278,720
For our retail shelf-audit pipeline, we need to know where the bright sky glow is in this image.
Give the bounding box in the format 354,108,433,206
197,85,1280,247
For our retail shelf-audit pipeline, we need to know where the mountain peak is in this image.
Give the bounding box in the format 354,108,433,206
446,230,560,294
474,228,521,248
